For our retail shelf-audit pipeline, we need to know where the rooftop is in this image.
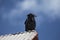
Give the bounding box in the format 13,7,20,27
0,30,38,40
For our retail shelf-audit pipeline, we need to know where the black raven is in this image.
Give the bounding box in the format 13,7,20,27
24,13,36,31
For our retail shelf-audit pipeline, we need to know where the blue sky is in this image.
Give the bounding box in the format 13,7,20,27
0,0,60,40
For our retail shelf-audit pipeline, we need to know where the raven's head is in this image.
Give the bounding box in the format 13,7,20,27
27,13,36,17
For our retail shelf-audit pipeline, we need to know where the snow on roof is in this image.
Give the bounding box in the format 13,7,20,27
0,30,38,40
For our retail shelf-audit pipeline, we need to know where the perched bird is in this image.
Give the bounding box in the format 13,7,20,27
24,13,36,31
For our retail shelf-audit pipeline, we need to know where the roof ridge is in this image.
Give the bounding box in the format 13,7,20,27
0,30,36,36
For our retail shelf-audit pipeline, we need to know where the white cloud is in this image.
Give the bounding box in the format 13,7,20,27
42,0,60,19
19,0,60,18
21,0,37,10
3,0,60,25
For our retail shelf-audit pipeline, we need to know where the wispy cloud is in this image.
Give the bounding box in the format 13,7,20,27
13,0,60,18
0,0,60,26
